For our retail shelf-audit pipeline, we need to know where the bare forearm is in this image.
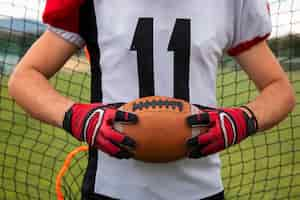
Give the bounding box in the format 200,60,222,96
8,67,74,127
246,77,295,132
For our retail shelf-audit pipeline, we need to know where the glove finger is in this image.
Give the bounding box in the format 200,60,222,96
186,128,217,147
200,141,224,156
106,102,125,109
193,104,217,111
103,108,137,124
188,140,224,158
186,136,199,147
114,110,138,124
186,112,211,127
103,127,136,149
188,146,205,159
115,150,134,159
198,127,220,144
95,136,133,159
95,136,120,155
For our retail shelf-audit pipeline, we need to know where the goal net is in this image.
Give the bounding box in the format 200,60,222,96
0,0,299,199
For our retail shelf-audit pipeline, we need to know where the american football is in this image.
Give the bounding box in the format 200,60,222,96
114,96,207,163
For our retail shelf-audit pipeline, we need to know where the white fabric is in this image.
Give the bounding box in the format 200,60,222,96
229,0,272,49
95,1,225,199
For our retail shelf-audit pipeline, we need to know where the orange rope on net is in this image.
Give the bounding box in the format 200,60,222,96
56,145,89,200
84,46,90,63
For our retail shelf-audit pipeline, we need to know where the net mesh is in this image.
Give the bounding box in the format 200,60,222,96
0,0,299,199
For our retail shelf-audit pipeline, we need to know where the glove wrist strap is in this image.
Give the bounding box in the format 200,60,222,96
63,106,73,134
240,105,259,133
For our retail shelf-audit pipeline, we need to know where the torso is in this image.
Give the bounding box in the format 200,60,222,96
80,1,235,199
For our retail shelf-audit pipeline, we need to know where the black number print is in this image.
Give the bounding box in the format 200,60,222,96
131,18,191,101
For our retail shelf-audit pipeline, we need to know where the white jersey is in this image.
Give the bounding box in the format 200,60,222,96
43,0,272,199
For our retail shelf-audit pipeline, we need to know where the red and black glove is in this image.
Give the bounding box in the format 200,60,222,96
63,103,138,159
186,105,258,158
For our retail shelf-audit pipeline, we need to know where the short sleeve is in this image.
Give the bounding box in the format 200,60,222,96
47,25,85,48
227,0,272,56
42,0,86,48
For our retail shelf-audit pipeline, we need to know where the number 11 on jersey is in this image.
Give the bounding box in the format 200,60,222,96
130,18,191,101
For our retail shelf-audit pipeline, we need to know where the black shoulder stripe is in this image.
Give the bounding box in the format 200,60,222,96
79,0,102,103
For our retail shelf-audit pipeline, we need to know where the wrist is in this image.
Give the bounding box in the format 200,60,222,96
62,104,74,134
56,100,75,128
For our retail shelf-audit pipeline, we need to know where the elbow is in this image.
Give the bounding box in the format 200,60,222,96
8,70,18,100
8,67,26,100
287,88,296,114
284,79,296,114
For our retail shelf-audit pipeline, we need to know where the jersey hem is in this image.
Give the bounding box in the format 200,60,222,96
93,175,224,200
84,189,225,200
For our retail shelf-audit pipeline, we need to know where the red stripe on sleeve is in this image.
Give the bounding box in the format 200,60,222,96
42,0,85,33
227,33,271,57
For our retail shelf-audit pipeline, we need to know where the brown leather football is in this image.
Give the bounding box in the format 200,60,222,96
114,96,206,163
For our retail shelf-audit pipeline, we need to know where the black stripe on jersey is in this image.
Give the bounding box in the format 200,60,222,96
79,0,101,198
80,1,102,103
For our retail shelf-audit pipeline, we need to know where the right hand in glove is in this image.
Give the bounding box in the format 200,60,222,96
63,103,138,159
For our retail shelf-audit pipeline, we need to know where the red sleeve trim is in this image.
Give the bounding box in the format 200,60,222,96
227,33,271,56
42,0,85,33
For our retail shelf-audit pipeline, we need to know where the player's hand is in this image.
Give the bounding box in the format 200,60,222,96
63,103,138,159
186,106,258,158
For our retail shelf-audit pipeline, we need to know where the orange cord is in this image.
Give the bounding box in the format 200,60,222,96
84,46,90,63
56,146,89,200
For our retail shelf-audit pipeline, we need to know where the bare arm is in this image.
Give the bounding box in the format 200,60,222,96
8,30,79,127
235,41,296,131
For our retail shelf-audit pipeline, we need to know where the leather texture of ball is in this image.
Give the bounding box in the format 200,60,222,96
114,96,206,163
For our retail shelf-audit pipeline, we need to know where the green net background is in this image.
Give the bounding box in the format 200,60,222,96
0,0,299,199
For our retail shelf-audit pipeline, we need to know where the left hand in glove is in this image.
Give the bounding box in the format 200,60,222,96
186,106,258,158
